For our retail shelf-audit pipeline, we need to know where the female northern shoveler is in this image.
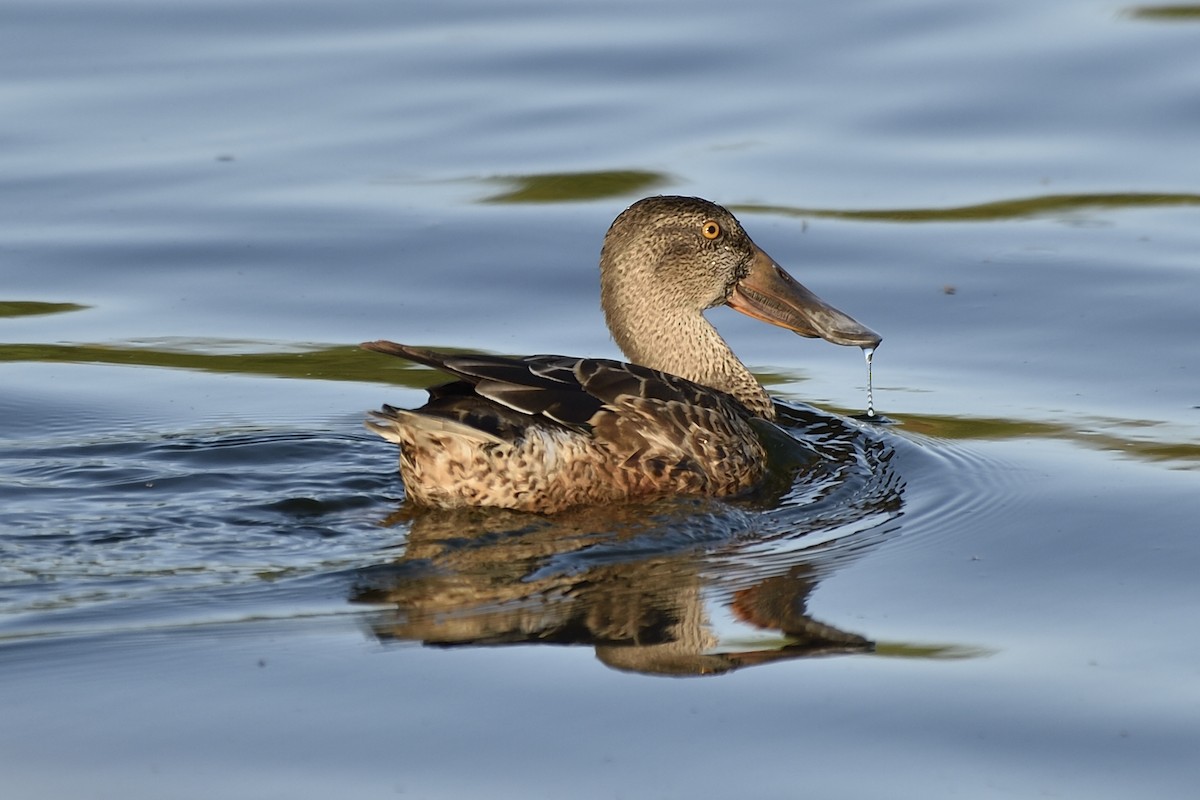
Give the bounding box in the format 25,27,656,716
363,195,880,513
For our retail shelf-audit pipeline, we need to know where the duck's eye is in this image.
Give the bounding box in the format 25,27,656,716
701,220,721,240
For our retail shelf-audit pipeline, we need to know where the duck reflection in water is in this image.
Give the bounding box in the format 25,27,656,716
352,406,903,678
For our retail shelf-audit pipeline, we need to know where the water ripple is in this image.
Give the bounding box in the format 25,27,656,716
0,427,399,633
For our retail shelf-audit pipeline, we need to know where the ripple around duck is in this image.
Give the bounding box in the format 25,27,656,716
0,397,1018,651
691,404,902,591
871,428,1029,556
347,404,939,673
701,402,1022,596
358,403,998,596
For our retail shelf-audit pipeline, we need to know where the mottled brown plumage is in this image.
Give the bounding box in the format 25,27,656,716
363,196,880,513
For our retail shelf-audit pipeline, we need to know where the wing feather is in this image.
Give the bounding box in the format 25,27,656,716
361,341,750,443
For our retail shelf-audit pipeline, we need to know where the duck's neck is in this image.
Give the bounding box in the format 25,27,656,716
604,301,776,420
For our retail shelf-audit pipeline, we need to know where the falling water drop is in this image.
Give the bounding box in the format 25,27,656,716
862,346,876,418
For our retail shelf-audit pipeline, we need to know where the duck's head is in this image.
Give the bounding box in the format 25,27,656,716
599,196,880,395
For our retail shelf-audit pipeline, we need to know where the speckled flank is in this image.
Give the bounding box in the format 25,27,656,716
368,395,766,514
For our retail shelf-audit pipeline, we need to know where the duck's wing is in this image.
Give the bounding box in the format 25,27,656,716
363,341,603,434
361,341,746,439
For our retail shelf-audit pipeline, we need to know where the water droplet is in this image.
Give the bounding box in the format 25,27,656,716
862,346,876,417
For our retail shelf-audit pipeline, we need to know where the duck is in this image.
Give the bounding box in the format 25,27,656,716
362,195,880,513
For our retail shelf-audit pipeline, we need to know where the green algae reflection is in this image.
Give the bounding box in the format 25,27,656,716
0,339,448,390
736,191,1200,224
482,170,668,203
0,301,89,319
1124,5,1200,20
824,405,1200,470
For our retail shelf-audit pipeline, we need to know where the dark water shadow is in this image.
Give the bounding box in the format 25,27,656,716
349,404,979,677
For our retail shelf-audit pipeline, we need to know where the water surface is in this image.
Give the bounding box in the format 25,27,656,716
2,1,1199,798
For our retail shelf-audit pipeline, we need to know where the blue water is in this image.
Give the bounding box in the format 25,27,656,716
3,1,1199,798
